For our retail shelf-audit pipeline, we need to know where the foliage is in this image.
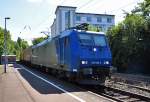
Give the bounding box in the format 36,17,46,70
0,27,12,56
0,27,4,56
0,27,29,61
15,37,29,59
17,37,29,49
107,0,150,74
32,37,47,45
132,0,150,18
88,24,101,32
75,23,101,32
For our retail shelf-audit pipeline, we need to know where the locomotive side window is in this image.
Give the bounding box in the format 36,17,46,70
78,34,93,46
93,35,106,46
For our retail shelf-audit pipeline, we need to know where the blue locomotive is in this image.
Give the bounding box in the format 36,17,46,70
21,29,112,85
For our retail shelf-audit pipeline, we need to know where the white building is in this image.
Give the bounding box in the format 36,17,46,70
51,6,115,37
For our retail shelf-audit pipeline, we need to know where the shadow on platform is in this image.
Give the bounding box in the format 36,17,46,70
13,64,85,94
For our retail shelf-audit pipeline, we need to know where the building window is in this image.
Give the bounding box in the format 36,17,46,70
87,17,91,22
107,18,112,23
76,16,81,21
99,26,102,31
97,17,102,22
100,24,106,32
108,25,113,30
65,11,70,29
108,26,112,30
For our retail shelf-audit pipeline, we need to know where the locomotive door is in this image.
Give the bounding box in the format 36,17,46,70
59,38,65,65
59,37,69,65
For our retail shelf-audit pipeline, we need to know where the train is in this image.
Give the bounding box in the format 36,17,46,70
20,29,112,85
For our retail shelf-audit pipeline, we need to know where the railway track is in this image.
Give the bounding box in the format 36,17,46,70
85,85,150,102
105,80,150,96
111,73,150,85
102,86,150,102
115,82,150,93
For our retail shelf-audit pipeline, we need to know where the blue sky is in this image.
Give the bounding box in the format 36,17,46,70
0,0,143,45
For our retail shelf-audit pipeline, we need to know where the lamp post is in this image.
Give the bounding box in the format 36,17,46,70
4,17,10,73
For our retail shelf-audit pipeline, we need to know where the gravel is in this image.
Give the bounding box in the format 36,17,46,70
105,73,150,98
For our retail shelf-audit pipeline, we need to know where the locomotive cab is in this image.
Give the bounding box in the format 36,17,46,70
73,30,112,84
56,29,112,84
78,32,111,66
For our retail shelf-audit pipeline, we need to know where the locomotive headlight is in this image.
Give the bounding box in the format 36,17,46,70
81,61,86,64
81,61,88,64
104,61,109,64
106,61,109,64
93,48,97,52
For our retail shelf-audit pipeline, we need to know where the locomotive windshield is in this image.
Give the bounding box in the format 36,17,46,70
78,34,106,46
93,35,106,46
78,34,93,46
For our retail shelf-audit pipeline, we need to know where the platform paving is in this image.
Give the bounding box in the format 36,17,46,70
0,64,33,102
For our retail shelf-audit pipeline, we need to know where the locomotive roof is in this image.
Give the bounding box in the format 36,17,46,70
32,30,105,48
32,37,52,49
60,29,105,38
76,30,105,35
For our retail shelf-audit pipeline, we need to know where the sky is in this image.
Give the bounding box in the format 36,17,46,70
0,0,143,45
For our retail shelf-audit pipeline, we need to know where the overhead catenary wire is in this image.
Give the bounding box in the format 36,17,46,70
79,0,104,9
17,0,109,44
29,0,142,36
77,0,95,10
108,0,141,13
59,0,66,5
76,0,141,15
31,0,95,33
30,0,66,36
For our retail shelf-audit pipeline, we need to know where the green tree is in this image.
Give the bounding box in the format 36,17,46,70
0,27,4,56
88,24,101,32
132,0,150,18
0,26,29,62
75,23,102,32
16,37,29,49
16,37,29,59
107,14,149,73
32,37,47,45
0,27,12,56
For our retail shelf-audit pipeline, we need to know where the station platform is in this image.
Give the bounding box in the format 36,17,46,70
0,64,33,102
